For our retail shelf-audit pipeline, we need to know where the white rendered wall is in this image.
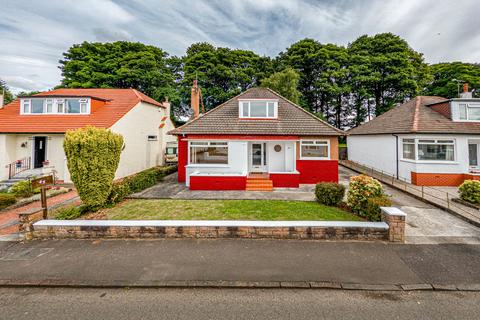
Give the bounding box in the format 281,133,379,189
185,141,248,186
347,135,397,176
267,142,285,172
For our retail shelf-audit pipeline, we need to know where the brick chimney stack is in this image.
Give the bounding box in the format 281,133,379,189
460,82,473,99
464,83,469,93
191,79,200,119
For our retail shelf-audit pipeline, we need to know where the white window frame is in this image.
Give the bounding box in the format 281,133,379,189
299,140,330,160
402,138,416,160
458,103,480,121
20,98,91,115
188,141,229,166
238,99,278,119
401,138,456,163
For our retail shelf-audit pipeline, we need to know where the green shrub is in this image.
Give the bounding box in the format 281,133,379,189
0,193,16,209
54,205,83,220
105,181,131,206
459,180,480,204
363,195,392,221
124,165,177,193
10,180,34,198
315,182,346,206
64,126,124,211
347,175,384,215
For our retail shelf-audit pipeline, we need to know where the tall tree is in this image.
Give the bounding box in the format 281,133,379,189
181,42,273,112
260,67,301,103
58,41,177,103
0,79,14,105
348,33,430,116
423,62,480,98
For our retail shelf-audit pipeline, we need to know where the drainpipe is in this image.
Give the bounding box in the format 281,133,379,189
392,134,399,178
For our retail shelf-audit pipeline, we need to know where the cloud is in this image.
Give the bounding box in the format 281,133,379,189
0,0,479,93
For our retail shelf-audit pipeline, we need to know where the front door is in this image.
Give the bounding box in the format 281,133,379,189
33,137,46,168
251,143,266,172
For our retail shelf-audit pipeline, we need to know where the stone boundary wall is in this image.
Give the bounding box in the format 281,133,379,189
30,207,406,242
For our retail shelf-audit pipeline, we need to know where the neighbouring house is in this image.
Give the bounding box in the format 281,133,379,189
0,88,175,183
347,84,480,186
168,81,344,191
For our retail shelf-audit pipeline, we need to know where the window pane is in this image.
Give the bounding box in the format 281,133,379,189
301,145,328,158
250,101,267,117
66,99,80,113
31,99,44,113
57,103,64,113
418,143,454,161
459,104,467,120
469,144,478,166
22,101,30,113
190,146,228,164
302,141,315,145
403,139,414,143
80,103,87,113
468,107,480,120
403,143,415,160
267,102,274,117
46,100,53,113
242,102,249,117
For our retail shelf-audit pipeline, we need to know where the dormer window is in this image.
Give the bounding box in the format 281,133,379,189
20,98,91,115
459,103,480,121
239,99,278,119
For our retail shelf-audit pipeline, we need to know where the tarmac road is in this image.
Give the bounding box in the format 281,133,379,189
0,287,479,320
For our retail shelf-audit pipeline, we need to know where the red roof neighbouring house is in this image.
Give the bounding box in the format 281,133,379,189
0,88,164,133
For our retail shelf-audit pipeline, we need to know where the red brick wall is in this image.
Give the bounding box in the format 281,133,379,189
411,172,468,186
429,101,451,119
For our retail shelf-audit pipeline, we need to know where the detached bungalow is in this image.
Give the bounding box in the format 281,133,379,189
169,81,344,190
0,88,175,183
347,84,480,186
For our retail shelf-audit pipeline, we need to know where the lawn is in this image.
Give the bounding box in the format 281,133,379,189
98,199,362,221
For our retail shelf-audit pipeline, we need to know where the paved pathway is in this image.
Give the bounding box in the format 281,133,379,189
131,173,316,201
0,190,79,241
340,166,480,244
0,239,479,288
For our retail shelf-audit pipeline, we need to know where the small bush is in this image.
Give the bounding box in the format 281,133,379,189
54,205,83,220
10,180,35,198
347,175,384,215
0,193,16,209
105,182,131,206
363,195,392,221
124,165,177,193
459,180,480,204
315,182,346,206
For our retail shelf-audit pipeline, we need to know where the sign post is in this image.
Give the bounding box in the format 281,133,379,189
31,175,54,219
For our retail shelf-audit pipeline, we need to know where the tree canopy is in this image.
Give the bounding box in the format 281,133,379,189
423,62,480,98
0,79,14,105
260,67,301,104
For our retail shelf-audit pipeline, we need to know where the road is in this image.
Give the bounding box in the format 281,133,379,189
0,287,479,320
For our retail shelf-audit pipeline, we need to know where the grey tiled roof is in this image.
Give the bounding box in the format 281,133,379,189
348,96,480,135
169,87,344,136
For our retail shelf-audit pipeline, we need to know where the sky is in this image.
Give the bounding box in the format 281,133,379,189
1,0,479,93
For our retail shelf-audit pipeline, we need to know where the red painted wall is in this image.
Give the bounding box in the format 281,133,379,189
190,176,247,190
177,136,188,182
296,160,338,184
270,173,300,188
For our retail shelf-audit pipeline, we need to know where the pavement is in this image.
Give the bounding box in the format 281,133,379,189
339,166,480,245
0,239,479,290
1,287,479,320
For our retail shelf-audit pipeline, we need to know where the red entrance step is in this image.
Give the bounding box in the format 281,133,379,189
246,174,273,191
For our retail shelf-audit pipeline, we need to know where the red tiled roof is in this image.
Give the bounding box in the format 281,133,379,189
348,96,480,135
0,88,163,133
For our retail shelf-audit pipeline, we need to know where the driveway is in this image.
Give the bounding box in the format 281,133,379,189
131,173,316,201
339,166,480,244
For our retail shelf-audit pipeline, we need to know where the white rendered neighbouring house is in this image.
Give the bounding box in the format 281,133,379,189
168,82,345,191
347,85,480,186
0,88,175,183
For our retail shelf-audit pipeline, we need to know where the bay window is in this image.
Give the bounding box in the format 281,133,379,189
239,100,277,118
402,138,455,162
300,140,330,159
189,142,228,165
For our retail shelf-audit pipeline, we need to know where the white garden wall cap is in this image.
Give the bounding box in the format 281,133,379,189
380,207,407,217
33,219,389,229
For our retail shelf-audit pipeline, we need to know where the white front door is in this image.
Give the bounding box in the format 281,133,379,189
251,143,267,172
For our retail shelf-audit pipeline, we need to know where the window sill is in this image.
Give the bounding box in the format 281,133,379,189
400,159,459,165
186,164,230,168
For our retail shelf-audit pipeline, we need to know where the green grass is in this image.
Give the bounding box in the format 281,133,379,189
100,199,361,221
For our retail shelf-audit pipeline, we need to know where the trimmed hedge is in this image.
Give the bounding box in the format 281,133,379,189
64,126,124,210
363,195,392,222
0,193,16,210
459,180,480,204
315,182,346,206
54,205,83,220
